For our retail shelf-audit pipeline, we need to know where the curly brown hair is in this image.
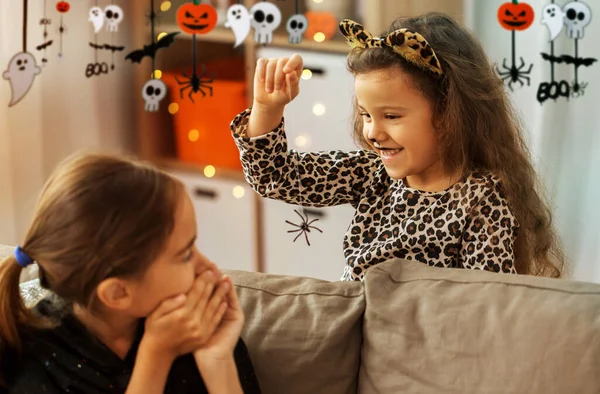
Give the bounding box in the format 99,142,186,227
346,12,566,278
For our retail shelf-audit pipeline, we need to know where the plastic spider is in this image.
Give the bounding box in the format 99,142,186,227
496,57,532,91
175,63,215,103
285,209,323,246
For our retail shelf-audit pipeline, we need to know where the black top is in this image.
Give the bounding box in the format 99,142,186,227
2,296,261,393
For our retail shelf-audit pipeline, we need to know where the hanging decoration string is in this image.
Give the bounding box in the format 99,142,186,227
23,0,28,52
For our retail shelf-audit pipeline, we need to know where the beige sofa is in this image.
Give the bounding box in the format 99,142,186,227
3,244,600,393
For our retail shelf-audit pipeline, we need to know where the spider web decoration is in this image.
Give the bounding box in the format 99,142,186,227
3,0,42,107
175,1,218,102
495,0,535,91
285,150,323,246
37,0,53,66
286,0,308,44
536,0,596,103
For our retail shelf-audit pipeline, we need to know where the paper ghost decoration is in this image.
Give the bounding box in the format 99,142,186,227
89,6,105,33
225,4,251,47
3,52,41,107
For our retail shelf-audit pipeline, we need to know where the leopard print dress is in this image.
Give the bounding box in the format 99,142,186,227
231,108,519,281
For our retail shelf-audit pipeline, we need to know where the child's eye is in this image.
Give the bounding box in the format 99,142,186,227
183,248,194,262
385,114,400,120
359,112,371,120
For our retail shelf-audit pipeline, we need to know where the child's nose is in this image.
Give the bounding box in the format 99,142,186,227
367,123,387,142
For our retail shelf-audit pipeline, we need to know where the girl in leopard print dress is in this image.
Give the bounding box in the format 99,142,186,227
230,13,565,281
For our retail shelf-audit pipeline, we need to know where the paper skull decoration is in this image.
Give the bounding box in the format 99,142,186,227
562,1,592,39
177,3,218,35
497,0,535,31
142,79,167,112
286,14,308,44
104,5,124,32
249,2,282,44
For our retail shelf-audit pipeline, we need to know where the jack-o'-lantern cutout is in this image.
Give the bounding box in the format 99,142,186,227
56,1,70,13
495,0,534,91
304,11,337,41
497,0,534,31
176,3,218,35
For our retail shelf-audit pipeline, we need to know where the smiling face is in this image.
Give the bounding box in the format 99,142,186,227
355,67,448,191
498,1,535,31
177,3,218,35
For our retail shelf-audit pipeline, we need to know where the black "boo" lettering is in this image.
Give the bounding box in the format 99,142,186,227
537,81,570,104
85,62,109,78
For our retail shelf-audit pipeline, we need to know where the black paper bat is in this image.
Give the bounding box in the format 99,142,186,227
125,32,179,64
89,43,126,51
541,53,598,67
36,40,53,50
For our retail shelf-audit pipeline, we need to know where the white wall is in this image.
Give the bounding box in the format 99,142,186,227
0,0,136,244
465,0,600,282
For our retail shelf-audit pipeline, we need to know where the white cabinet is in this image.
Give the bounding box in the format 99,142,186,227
168,170,257,272
256,48,358,281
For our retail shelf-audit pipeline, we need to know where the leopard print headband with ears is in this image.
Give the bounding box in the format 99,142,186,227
339,19,444,77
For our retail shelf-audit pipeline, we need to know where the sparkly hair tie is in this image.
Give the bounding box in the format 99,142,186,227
14,246,34,268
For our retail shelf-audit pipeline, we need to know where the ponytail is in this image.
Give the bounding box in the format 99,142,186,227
0,254,45,387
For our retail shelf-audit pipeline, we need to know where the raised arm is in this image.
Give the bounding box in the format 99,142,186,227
231,55,384,208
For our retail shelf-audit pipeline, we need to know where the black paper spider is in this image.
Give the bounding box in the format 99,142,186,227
496,57,532,91
175,63,215,103
571,80,588,98
285,209,323,246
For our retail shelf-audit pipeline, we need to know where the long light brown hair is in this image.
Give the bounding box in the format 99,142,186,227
347,12,565,278
0,152,184,387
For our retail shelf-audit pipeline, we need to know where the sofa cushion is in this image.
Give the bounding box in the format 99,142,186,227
226,269,365,394
360,259,600,394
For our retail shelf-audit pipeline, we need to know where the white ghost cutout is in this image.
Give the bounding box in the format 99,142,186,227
286,14,308,44
249,2,282,44
225,4,251,47
104,5,124,33
3,52,41,107
541,4,565,41
89,7,105,33
142,79,167,112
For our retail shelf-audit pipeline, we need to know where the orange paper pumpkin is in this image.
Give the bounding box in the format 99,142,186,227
304,11,338,40
497,0,534,31
56,1,70,13
177,3,218,35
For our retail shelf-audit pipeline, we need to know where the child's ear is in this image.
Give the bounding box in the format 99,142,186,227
96,278,133,311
